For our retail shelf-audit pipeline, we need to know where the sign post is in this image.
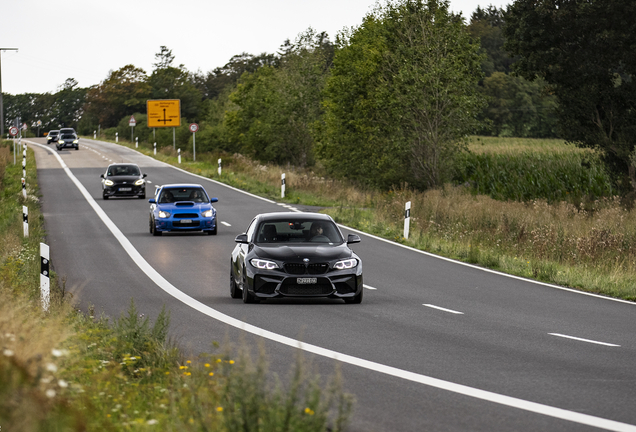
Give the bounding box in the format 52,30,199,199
129,115,136,143
404,201,411,239
189,123,199,161
40,243,50,312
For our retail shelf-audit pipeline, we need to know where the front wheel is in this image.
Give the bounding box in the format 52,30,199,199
230,268,241,299
242,271,257,304
150,217,162,236
344,288,363,304
207,226,217,235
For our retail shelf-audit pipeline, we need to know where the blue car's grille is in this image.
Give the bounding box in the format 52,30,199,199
175,213,198,219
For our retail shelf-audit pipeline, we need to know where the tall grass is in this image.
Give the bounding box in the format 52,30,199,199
0,140,353,431
456,137,613,203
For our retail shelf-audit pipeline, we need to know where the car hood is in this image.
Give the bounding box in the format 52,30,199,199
156,202,213,211
253,243,352,262
106,175,141,183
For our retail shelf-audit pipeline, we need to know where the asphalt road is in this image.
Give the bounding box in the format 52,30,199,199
28,137,636,432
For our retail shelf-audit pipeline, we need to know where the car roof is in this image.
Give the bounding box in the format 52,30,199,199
108,163,140,167
256,212,333,222
160,183,204,189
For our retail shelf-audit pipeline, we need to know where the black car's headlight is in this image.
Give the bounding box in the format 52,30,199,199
73,139,79,144
59,140,65,144
134,179,145,186
104,179,114,186
202,209,214,218
158,210,170,219
250,259,279,270
334,258,358,270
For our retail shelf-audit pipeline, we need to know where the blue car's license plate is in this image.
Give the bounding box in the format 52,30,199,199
297,278,317,284
181,219,192,223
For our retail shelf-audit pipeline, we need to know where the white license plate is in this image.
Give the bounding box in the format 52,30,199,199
119,187,131,191
181,219,192,223
297,278,317,285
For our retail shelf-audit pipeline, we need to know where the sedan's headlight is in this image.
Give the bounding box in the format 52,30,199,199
104,179,114,186
59,140,65,144
334,258,358,270
158,210,170,219
202,209,214,218
134,179,145,186
250,259,279,270
73,139,79,143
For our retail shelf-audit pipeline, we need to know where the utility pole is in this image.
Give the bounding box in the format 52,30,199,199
0,48,19,137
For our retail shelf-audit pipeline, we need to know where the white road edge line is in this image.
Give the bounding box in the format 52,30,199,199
549,333,620,347
363,284,377,290
28,139,636,432
424,304,464,314
221,221,231,227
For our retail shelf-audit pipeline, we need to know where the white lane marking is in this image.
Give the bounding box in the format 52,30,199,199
28,140,636,432
363,284,377,290
549,333,620,347
221,221,231,227
424,304,464,315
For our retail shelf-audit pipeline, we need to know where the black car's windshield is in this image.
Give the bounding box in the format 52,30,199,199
255,220,343,244
108,165,140,176
49,131,59,136
60,134,75,140
159,187,207,203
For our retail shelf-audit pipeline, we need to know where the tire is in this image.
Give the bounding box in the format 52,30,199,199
242,270,257,304
150,217,162,236
207,226,217,235
138,194,146,199
75,146,79,150
344,288,363,304
230,267,241,299
103,194,109,200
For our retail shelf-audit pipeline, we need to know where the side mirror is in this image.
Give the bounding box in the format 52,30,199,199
143,173,147,178
210,197,218,203
347,234,361,244
100,174,104,178
235,234,248,244
148,198,156,204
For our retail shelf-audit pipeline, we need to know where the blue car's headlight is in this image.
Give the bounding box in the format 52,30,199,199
334,259,357,270
202,209,214,218
158,210,170,219
250,259,279,270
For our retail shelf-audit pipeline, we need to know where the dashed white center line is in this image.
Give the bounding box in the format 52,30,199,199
423,304,464,314
220,221,231,227
363,284,377,290
548,333,620,347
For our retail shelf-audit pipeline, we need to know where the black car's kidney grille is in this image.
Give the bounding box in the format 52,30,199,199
284,263,329,275
280,278,333,295
175,213,198,219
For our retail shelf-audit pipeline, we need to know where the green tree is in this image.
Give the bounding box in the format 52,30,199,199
226,29,333,166
52,78,86,129
318,0,484,189
148,46,201,121
84,65,150,128
504,0,636,192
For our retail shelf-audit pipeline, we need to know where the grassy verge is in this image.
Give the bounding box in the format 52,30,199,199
0,140,352,431
104,136,636,301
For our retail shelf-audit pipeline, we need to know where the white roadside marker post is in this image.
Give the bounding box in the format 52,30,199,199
135,137,138,148
94,130,96,139
153,142,157,156
41,243,50,312
23,205,28,237
178,149,181,164
115,132,118,143
21,177,26,199
404,201,411,239
281,173,286,198
218,158,222,176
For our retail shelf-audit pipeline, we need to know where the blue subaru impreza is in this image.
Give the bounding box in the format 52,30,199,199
148,184,218,236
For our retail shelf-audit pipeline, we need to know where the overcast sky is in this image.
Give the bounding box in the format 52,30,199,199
1,0,511,95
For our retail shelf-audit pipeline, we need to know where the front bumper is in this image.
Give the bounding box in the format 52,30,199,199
245,265,363,300
104,184,145,197
154,216,216,233
57,141,78,149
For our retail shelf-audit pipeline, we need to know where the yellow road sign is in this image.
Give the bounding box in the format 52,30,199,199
147,99,181,128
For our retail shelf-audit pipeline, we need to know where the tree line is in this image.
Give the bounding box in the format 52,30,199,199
4,0,635,195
